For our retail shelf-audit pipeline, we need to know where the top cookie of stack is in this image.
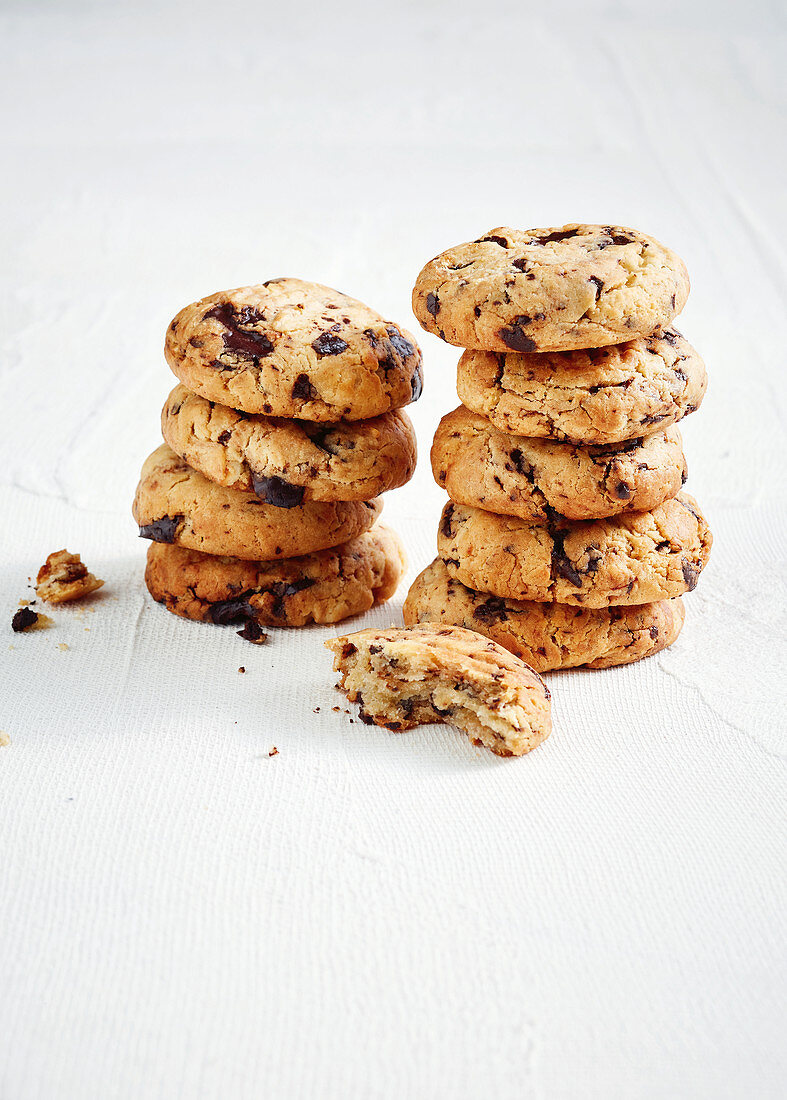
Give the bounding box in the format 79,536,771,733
133,278,423,631
406,224,712,672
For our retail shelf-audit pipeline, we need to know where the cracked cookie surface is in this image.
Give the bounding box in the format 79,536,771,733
145,525,406,627
165,278,423,420
457,329,706,445
132,444,382,560
325,623,551,757
162,384,417,505
413,224,689,352
437,493,711,608
432,406,686,521
403,559,684,671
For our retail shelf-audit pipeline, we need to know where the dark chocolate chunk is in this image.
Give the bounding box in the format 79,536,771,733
583,547,603,574
512,258,530,272
209,596,255,625
477,234,509,247
589,437,643,458
498,317,539,352
341,642,357,659
613,481,632,500
426,293,440,316
550,533,583,587
204,303,274,360
649,625,659,640
681,559,699,591
473,596,509,625
312,332,349,357
217,430,232,445
400,697,415,718
589,275,604,301
291,374,318,402
12,606,38,632
532,229,577,244
302,423,339,455
269,577,316,619
237,620,268,644
440,502,456,539
507,448,536,482
138,515,183,544
251,473,306,509
385,326,416,360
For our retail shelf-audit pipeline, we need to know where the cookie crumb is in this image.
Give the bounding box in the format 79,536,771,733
238,666,246,674
268,746,279,757
11,607,39,632
313,707,321,713
36,550,104,604
0,731,10,747
57,642,69,652
237,621,268,644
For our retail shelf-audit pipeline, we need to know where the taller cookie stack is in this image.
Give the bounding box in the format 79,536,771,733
133,279,423,634
405,225,712,671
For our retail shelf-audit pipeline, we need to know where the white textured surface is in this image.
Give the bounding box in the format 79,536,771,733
1,1,785,1097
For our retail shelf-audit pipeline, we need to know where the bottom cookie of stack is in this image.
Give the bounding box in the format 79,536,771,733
146,526,407,629
403,559,684,673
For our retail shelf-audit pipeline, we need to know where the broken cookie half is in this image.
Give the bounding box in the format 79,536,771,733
325,624,551,757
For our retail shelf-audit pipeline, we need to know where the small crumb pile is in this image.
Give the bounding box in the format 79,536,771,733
11,550,103,633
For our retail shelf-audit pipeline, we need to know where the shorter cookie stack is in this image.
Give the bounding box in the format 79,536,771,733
133,279,423,634
406,224,712,672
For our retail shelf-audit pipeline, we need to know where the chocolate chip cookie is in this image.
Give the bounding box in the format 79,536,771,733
413,224,689,352
432,406,686,521
165,278,423,420
437,493,711,607
325,624,551,757
403,559,684,671
457,329,706,445
161,384,417,506
132,444,382,560
145,525,406,628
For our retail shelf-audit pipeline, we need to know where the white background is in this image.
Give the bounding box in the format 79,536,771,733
1,1,785,1097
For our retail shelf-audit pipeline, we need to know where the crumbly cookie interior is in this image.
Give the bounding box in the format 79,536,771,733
333,638,547,757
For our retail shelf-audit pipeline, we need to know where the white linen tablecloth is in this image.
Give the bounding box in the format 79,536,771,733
1,1,785,1097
